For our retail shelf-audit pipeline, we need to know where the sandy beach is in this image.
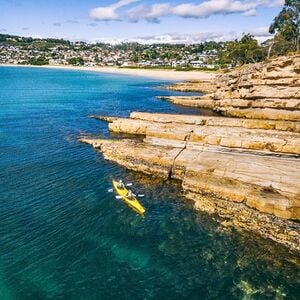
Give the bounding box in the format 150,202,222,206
0,64,217,81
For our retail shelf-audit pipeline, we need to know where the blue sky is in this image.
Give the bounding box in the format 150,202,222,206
0,0,284,43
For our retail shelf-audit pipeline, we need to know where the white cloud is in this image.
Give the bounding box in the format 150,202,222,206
243,9,257,16
93,28,275,45
249,26,271,37
127,0,258,22
89,0,284,23
127,3,171,22
89,0,139,21
249,26,273,42
171,1,258,18
268,0,284,7
94,31,247,45
134,32,225,44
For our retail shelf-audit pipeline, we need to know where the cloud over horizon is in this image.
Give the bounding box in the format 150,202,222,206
94,28,272,45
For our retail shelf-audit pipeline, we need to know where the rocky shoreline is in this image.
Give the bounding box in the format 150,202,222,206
80,54,300,251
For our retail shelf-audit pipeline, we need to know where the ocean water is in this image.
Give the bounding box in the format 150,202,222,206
0,66,299,300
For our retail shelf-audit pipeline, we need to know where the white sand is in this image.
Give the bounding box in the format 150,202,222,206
0,64,217,81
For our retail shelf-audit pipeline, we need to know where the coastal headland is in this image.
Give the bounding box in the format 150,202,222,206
80,54,300,251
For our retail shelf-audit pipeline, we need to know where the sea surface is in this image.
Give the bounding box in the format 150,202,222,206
0,66,299,299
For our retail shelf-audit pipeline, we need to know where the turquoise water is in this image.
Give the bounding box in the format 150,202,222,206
0,66,299,299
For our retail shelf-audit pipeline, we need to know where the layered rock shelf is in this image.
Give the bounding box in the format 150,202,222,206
162,55,300,122
162,80,218,94
81,55,300,251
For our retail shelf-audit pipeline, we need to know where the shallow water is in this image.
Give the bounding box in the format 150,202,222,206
0,67,299,299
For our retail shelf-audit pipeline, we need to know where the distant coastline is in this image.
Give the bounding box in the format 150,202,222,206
0,64,217,81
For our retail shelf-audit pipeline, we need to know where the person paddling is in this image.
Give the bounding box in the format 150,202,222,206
126,190,136,200
117,179,125,189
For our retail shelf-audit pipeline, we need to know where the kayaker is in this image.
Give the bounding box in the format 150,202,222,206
117,179,125,189
126,190,135,200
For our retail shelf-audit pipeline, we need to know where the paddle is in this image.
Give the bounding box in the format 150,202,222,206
108,182,144,198
116,194,144,199
108,183,132,193
124,183,145,196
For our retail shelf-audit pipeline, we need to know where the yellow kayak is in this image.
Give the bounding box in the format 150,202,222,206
112,180,146,215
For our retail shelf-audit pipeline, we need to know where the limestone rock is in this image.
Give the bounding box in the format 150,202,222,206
218,107,300,121
108,118,149,135
80,138,180,178
187,192,300,252
159,54,300,122
106,114,300,155
130,112,300,133
81,54,300,251
163,80,218,93
241,86,300,100
80,136,300,221
163,96,300,111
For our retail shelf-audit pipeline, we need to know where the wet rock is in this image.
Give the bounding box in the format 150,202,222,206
187,192,300,252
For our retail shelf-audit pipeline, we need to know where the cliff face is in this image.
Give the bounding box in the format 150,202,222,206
163,54,300,121
80,55,300,251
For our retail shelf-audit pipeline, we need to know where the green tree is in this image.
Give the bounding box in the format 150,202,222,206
29,56,49,65
219,34,266,67
269,0,300,51
67,57,84,66
263,35,295,58
130,52,139,63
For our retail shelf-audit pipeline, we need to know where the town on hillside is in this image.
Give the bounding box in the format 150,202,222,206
0,31,294,70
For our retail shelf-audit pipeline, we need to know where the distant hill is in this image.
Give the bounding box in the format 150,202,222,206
0,33,71,48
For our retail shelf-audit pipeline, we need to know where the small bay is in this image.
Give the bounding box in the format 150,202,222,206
0,66,299,299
